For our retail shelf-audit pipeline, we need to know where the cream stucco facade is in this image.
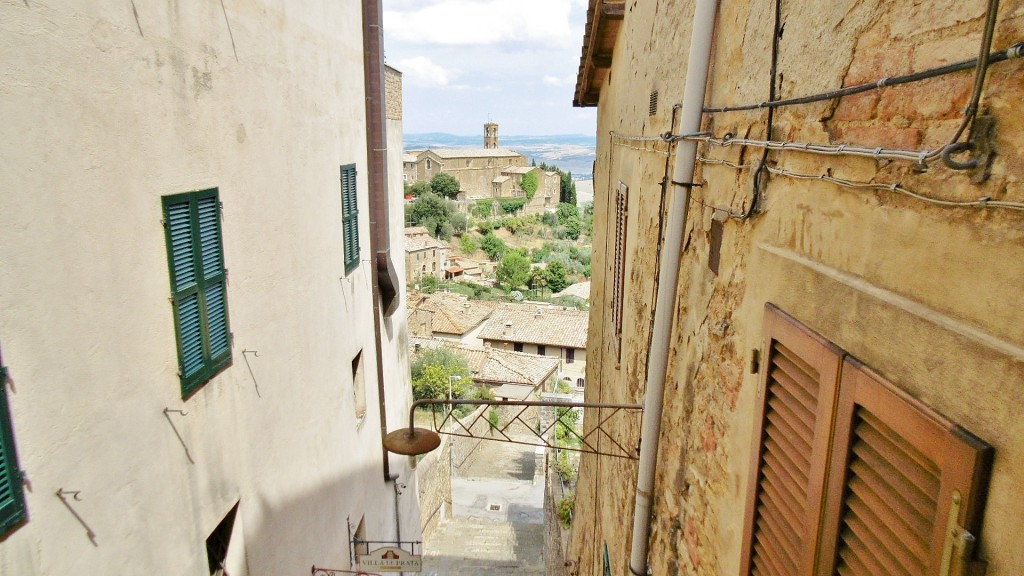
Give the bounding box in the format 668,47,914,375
0,3,418,575
571,1,1024,576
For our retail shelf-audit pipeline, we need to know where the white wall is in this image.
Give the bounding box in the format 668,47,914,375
0,2,415,574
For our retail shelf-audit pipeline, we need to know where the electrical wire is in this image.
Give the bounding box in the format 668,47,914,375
689,134,934,163
744,0,784,219
701,41,1023,114
696,156,1024,211
961,0,1001,143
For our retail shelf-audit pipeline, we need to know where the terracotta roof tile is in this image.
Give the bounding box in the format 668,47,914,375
410,292,498,335
478,303,589,348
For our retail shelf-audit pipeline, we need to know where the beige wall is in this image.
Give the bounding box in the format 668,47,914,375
0,2,417,574
573,1,1024,575
415,152,528,199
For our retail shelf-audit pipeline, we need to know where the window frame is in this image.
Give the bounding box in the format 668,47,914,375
341,164,360,273
0,364,27,536
162,188,232,399
739,303,993,576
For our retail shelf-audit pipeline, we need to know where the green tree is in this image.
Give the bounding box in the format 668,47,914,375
480,232,506,261
556,202,582,240
560,171,577,205
406,192,457,238
497,251,533,290
520,171,539,201
430,172,461,199
545,260,570,293
460,234,478,254
410,348,471,401
562,218,582,240
556,202,579,225
418,276,439,293
450,211,469,234
407,180,431,198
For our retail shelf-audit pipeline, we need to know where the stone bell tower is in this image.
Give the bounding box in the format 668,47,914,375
484,122,499,149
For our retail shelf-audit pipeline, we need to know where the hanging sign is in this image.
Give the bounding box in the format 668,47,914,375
356,546,422,572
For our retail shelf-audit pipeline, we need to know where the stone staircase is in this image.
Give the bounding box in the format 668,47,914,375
421,516,545,576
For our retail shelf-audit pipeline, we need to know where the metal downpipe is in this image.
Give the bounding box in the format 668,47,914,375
629,0,719,573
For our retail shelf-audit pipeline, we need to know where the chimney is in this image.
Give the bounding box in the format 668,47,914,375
484,122,499,149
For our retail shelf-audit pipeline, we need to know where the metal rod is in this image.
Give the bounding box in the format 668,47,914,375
405,398,642,432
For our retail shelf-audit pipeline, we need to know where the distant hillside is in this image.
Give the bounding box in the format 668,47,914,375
404,133,596,181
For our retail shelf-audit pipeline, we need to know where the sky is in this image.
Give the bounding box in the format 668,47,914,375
382,0,597,136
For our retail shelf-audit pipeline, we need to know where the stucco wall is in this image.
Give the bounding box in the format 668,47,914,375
572,1,1024,575
0,2,417,574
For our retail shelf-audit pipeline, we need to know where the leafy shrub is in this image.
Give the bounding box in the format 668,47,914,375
481,233,506,261
557,492,575,528
460,234,478,254
473,199,495,219
498,197,527,214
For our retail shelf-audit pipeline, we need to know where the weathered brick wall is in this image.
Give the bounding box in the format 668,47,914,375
573,1,1024,575
384,65,402,121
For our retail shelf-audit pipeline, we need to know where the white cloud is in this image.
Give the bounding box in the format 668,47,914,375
395,56,453,87
543,74,575,86
384,0,576,47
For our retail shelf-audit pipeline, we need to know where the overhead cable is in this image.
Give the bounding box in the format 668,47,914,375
701,41,1022,114
696,156,1024,211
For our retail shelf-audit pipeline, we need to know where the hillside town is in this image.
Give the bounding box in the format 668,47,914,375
2,1,1023,576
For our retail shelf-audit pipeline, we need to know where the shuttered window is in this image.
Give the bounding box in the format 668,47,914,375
611,181,628,359
163,189,232,398
817,359,992,576
341,164,360,273
740,304,843,576
740,304,992,576
0,365,27,535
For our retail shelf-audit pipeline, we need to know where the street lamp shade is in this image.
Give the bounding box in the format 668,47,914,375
383,427,442,456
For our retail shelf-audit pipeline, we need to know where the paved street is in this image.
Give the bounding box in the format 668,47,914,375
421,428,546,575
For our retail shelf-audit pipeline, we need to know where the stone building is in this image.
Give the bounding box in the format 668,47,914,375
404,226,449,284
571,1,1024,576
0,3,418,574
407,124,561,215
478,303,588,385
407,291,498,347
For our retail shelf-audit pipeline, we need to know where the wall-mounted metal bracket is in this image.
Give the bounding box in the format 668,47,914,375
383,398,643,460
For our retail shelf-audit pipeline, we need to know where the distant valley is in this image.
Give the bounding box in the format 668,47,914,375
404,133,597,181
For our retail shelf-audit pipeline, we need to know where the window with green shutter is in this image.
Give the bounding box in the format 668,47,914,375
341,164,360,273
162,189,232,398
0,364,27,535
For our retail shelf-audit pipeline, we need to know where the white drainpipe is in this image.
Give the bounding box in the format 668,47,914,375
629,1,720,573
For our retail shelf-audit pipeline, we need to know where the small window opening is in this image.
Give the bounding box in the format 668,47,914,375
352,351,366,421
206,502,239,575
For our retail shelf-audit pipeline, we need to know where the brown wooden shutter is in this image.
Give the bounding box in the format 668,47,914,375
816,358,993,576
739,304,844,576
611,181,628,359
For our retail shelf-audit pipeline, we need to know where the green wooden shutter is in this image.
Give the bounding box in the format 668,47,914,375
341,164,360,272
0,366,27,534
197,196,230,362
163,189,231,398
